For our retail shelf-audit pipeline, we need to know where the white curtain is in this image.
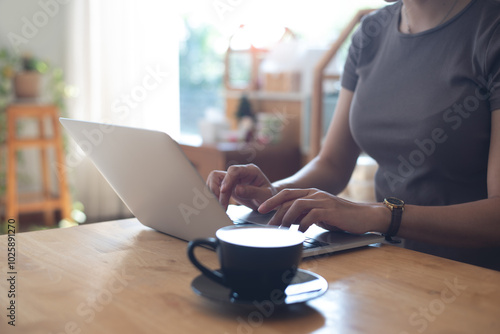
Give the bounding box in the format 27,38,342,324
65,0,180,222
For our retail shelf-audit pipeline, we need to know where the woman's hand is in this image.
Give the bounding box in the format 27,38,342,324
258,188,388,234
206,164,277,211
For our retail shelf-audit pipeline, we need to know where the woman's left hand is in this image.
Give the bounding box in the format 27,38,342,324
258,188,386,234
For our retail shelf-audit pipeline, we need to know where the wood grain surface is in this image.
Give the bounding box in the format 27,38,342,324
1,218,499,334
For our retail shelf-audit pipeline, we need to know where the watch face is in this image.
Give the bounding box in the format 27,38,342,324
386,197,404,206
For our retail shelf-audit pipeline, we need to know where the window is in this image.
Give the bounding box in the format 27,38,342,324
179,17,226,137
178,0,383,139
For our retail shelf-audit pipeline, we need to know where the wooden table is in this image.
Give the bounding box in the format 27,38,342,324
1,219,499,334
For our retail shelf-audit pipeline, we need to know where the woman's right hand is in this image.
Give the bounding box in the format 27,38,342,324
206,164,277,211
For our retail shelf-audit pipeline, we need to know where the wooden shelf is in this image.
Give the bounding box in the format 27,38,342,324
180,142,301,183
224,90,307,101
9,137,59,148
4,104,72,226
16,192,62,212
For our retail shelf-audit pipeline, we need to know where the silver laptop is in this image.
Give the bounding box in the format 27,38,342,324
60,118,383,257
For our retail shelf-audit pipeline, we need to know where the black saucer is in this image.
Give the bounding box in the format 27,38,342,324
191,269,328,306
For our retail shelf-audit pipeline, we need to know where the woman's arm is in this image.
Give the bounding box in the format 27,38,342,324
260,109,500,248
207,88,360,210
273,88,361,194
394,109,500,247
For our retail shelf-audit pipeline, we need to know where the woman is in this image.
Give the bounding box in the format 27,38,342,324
207,0,500,270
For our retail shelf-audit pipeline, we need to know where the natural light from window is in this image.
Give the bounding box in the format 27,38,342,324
179,0,384,139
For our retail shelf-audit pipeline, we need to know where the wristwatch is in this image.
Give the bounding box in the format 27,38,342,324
383,197,405,243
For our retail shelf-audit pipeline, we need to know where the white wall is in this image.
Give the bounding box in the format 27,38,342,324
1,1,180,223
0,0,70,195
0,0,68,68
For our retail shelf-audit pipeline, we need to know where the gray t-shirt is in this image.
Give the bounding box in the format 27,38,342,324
342,0,500,269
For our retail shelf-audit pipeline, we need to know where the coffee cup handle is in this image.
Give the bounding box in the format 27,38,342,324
187,238,225,286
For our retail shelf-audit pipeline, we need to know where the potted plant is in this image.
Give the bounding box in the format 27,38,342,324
0,48,84,231
13,54,47,99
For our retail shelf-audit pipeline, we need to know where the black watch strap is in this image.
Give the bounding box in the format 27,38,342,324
383,197,404,244
385,208,402,243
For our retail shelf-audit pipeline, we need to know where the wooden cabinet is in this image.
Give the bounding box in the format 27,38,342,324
225,91,305,150
180,142,301,182
179,88,308,184
178,89,308,184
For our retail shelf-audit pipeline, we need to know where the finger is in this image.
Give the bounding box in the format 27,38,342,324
296,208,323,232
218,176,233,211
220,165,260,191
267,193,317,227
234,185,273,206
206,170,225,199
259,189,311,213
219,165,262,209
280,198,317,229
230,185,257,210
267,201,291,226
316,222,343,232
268,201,311,228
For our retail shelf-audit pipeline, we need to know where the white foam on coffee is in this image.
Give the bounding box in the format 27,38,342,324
217,227,304,248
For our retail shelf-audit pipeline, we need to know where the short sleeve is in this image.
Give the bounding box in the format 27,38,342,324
340,9,383,92
341,26,363,92
486,22,500,111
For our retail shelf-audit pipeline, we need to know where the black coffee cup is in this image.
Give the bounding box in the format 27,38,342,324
187,225,304,301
